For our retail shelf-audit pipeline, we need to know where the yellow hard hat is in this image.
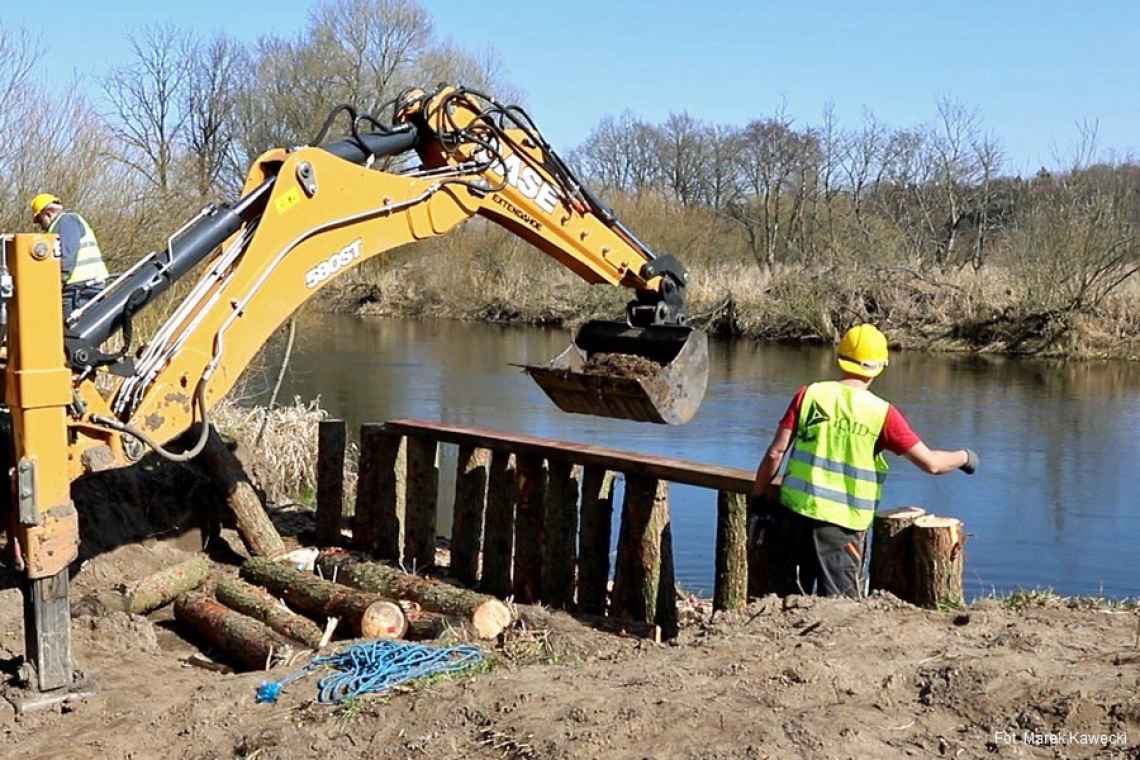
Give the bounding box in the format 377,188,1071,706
29,193,61,217
837,324,889,378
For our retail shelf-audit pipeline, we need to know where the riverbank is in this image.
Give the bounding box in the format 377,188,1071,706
2,528,1137,759
324,253,1140,360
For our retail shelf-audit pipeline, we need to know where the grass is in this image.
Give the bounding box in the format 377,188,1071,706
210,396,359,505
990,586,1140,612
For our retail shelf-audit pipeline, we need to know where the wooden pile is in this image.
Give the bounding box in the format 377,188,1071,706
869,507,967,608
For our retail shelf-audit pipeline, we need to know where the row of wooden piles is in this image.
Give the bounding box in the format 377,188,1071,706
318,422,683,637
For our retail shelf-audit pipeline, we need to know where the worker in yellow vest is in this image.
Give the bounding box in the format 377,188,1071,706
29,193,110,317
752,324,978,597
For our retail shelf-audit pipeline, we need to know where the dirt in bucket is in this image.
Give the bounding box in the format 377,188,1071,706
580,352,665,379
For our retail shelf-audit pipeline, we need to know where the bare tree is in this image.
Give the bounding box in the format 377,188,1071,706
185,35,245,199
658,112,706,206
0,24,40,166
726,111,815,271
308,0,432,115
103,24,192,193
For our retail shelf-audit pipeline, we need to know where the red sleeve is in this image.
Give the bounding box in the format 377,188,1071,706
879,404,921,455
778,385,807,431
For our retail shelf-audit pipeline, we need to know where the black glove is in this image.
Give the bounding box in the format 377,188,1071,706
960,448,978,475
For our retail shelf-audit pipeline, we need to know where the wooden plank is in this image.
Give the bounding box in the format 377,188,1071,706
384,419,753,494
541,460,580,609
354,428,405,561
512,453,546,604
611,476,677,639
316,418,346,546
403,436,438,571
577,467,615,615
452,445,490,586
480,451,515,598
714,490,747,611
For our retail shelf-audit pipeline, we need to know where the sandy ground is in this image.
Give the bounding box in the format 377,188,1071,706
1,461,1138,760
1,536,1138,760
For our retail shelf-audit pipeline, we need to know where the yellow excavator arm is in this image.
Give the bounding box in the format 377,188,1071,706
1,89,709,692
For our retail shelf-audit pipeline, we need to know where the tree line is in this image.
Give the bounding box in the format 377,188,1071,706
1,1,1137,353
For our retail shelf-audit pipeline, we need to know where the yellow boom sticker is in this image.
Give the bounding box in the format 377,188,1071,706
275,187,302,215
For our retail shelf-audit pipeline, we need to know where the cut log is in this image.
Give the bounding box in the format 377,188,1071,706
353,426,405,561
397,601,454,641
404,436,438,571
174,591,294,671
541,460,580,609
512,453,546,604
361,600,408,639
869,506,927,601
126,554,210,615
239,556,404,638
611,476,678,638
316,550,513,640
215,577,324,649
451,445,490,586
199,429,285,558
316,418,347,546
714,491,747,611
480,451,515,598
577,467,615,615
911,515,966,609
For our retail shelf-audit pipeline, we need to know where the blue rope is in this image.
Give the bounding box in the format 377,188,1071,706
257,640,484,705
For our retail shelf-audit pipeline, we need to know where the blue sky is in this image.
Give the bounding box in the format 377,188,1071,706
8,1,1140,174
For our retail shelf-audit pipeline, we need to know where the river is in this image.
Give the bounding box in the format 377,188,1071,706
264,315,1140,600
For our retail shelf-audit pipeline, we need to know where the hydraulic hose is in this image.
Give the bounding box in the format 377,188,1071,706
91,380,211,463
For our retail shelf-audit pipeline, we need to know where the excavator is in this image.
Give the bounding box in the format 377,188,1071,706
0,85,709,701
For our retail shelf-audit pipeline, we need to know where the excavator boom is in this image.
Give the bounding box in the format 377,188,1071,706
1,84,709,695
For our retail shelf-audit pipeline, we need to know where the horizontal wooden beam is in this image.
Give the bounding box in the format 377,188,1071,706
384,419,754,494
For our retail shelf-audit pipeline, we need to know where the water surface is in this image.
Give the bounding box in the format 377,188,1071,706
265,315,1140,599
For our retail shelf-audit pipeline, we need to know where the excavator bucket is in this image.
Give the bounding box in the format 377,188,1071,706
523,321,709,425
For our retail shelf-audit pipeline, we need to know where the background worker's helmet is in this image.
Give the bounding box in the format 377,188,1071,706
837,324,889,378
29,193,61,217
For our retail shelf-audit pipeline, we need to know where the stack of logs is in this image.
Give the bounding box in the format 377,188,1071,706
163,553,513,672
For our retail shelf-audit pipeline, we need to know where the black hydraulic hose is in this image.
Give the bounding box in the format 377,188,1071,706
91,380,211,462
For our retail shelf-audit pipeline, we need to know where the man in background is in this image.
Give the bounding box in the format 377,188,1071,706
29,193,110,317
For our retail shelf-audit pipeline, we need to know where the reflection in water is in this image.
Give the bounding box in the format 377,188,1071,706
267,315,1140,599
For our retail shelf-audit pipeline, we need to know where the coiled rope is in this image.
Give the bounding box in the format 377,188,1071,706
256,640,484,705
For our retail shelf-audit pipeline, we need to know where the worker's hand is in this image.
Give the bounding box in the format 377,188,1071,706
960,449,979,475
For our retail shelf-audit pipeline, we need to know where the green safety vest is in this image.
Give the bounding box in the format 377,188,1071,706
49,212,109,285
779,381,890,531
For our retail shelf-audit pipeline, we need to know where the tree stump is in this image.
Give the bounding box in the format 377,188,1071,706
714,491,747,611
316,418,346,546
126,554,210,615
199,429,285,558
353,427,405,561
512,453,546,604
577,467,615,615
239,557,405,638
480,451,515,598
316,550,513,639
911,515,966,609
451,445,490,586
404,436,438,572
541,460,580,609
611,476,678,638
215,577,325,649
174,591,294,671
869,506,927,601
